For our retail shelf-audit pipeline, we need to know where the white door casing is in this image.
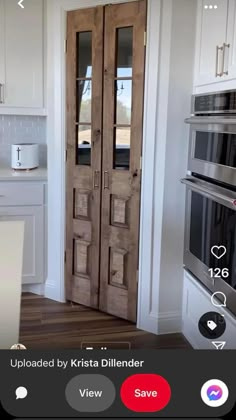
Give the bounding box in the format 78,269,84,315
46,0,195,334
46,0,162,323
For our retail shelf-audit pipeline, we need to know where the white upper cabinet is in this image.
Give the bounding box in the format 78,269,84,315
0,0,45,114
226,0,236,79
194,0,236,89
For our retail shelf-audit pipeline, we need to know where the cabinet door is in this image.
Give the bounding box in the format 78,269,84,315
225,0,236,80
194,0,229,87
1,0,43,108
0,206,44,284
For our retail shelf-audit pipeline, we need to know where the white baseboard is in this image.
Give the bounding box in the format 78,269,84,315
157,311,182,334
22,281,66,303
22,284,45,295
44,281,66,303
138,311,182,335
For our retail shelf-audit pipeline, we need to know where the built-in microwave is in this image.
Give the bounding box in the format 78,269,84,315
185,118,236,186
181,176,236,316
185,94,236,187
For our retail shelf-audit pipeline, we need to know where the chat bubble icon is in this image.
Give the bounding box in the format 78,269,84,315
211,291,227,308
15,387,28,400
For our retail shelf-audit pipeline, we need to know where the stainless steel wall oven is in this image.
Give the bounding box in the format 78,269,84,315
183,90,236,315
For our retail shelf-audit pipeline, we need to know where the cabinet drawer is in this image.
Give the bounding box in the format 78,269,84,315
0,183,44,206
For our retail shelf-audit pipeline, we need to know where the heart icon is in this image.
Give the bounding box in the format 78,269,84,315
211,245,227,260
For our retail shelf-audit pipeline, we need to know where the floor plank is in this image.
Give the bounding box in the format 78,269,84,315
19,293,192,349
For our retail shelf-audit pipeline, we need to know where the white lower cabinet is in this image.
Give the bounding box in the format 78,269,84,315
0,182,46,285
182,270,236,349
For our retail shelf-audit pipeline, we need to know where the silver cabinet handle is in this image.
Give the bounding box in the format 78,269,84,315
0,83,4,103
215,45,223,77
222,42,230,75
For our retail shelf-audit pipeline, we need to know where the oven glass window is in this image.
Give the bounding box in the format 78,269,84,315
190,191,236,289
194,131,236,168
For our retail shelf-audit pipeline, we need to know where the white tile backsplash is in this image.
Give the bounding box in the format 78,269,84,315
0,116,47,166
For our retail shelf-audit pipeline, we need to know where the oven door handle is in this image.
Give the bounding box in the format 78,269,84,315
181,178,236,211
185,117,236,125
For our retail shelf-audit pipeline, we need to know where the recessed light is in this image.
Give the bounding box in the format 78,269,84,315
204,5,208,9
209,5,213,9
214,5,218,8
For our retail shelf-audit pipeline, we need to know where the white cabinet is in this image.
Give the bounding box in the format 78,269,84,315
0,0,45,114
226,0,236,79
0,182,46,285
194,0,236,90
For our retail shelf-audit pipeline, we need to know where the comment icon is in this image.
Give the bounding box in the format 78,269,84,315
211,291,227,308
15,386,28,400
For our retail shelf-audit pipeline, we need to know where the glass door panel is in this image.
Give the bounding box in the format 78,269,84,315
115,80,132,125
77,80,92,123
114,127,131,170
76,31,93,167
116,27,133,77
77,32,92,78
76,125,91,166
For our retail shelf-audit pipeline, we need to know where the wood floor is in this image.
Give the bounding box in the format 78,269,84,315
20,293,192,349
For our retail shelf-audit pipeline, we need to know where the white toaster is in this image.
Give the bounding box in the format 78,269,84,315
11,143,39,170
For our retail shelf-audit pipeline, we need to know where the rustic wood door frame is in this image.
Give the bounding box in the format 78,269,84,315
46,0,163,332
66,1,146,321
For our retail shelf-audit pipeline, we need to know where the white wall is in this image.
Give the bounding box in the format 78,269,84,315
138,0,197,334
157,0,197,332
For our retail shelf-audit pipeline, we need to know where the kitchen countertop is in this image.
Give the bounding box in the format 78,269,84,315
0,167,47,182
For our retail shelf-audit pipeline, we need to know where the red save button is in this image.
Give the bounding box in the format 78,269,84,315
120,374,171,412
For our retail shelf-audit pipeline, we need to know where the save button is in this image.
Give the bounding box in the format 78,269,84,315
120,374,171,412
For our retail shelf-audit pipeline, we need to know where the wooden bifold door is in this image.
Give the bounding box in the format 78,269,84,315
66,0,146,322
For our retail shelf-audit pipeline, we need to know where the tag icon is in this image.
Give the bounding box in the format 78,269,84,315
207,320,217,331
199,312,226,339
